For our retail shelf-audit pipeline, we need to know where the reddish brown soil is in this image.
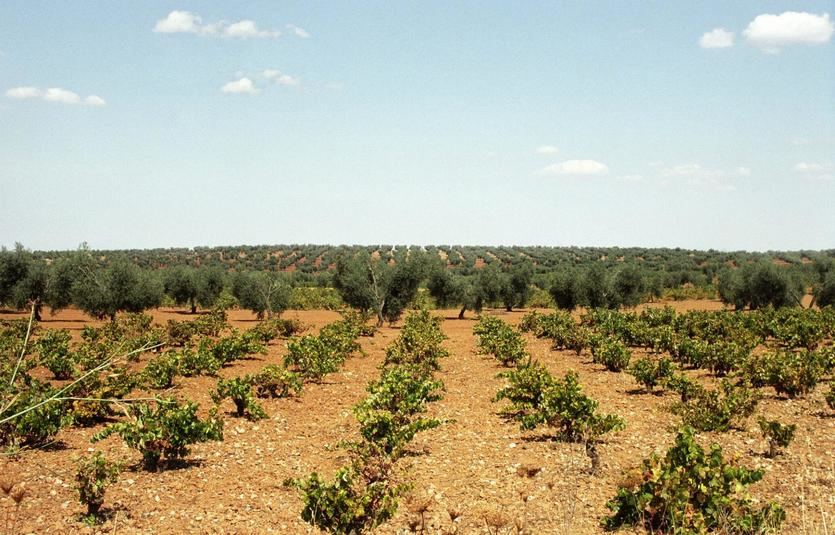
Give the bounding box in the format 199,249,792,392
1,302,833,534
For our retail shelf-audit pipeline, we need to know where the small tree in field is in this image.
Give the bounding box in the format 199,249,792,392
581,264,620,309
232,271,290,318
426,267,482,319
333,254,425,326
718,263,803,310
165,266,226,313
613,265,646,308
72,260,163,321
501,263,533,311
549,271,582,311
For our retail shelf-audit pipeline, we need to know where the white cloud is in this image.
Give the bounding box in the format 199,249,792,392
224,20,279,39
743,12,834,52
535,145,559,155
154,11,279,39
699,28,735,48
5,86,106,106
221,77,259,94
44,88,81,104
794,161,829,173
84,95,107,107
154,10,208,34
540,159,609,176
286,24,311,38
5,86,42,99
262,69,300,86
659,163,744,191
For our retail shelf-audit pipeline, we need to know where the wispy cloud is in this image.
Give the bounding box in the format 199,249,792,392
539,159,609,176
535,145,559,155
154,11,280,39
262,69,300,86
699,28,735,48
659,163,749,191
5,86,106,106
221,77,259,94
794,161,833,181
286,24,311,38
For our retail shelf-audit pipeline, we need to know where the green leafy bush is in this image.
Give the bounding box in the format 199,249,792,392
92,398,223,470
75,451,120,521
591,339,631,372
603,427,785,533
473,316,528,367
288,455,406,534
248,317,305,344
673,380,760,432
252,365,303,398
628,357,674,394
35,329,76,379
764,350,825,398
284,318,361,382
143,352,179,389
705,341,751,377
496,367,624,471
353,365,444,458
383,310,448,373
212,376,267,420
0,379,69,448
757,417,795,458
174,345,222,377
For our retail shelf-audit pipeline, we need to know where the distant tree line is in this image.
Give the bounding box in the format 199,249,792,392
1,243,833,322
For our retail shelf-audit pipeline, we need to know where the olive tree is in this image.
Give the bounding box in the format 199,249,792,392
232,271,290,319
164,266,225,313
0,244,84,320
427,267,481,319
549,270,583,311
333,253,425,326
73,260,164,320
718,263,803,310
613,265,646,308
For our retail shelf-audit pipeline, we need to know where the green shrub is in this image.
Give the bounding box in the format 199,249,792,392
473,316,528,367
604,427,785,533
248,317,305,344
212,376,267,420
591,339,631,372
175,345,222,377
673,380,760,432
75,451,120,521
353,365,444,458
705,341,751,377
288,457,406,534
665,373,704,402
383,310,448,373
765,350,825,398
252,365,303,398
143,352,180,389
0,379,69,448
285,335,345,382
35,329,76,379
628,357,674,393
496,367,624,472
757,417,795,458
92,398,223,471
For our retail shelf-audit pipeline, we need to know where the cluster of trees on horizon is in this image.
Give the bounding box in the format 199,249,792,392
1,243,834,324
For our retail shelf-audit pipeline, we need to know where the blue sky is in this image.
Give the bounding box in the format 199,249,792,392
1,1,833,251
